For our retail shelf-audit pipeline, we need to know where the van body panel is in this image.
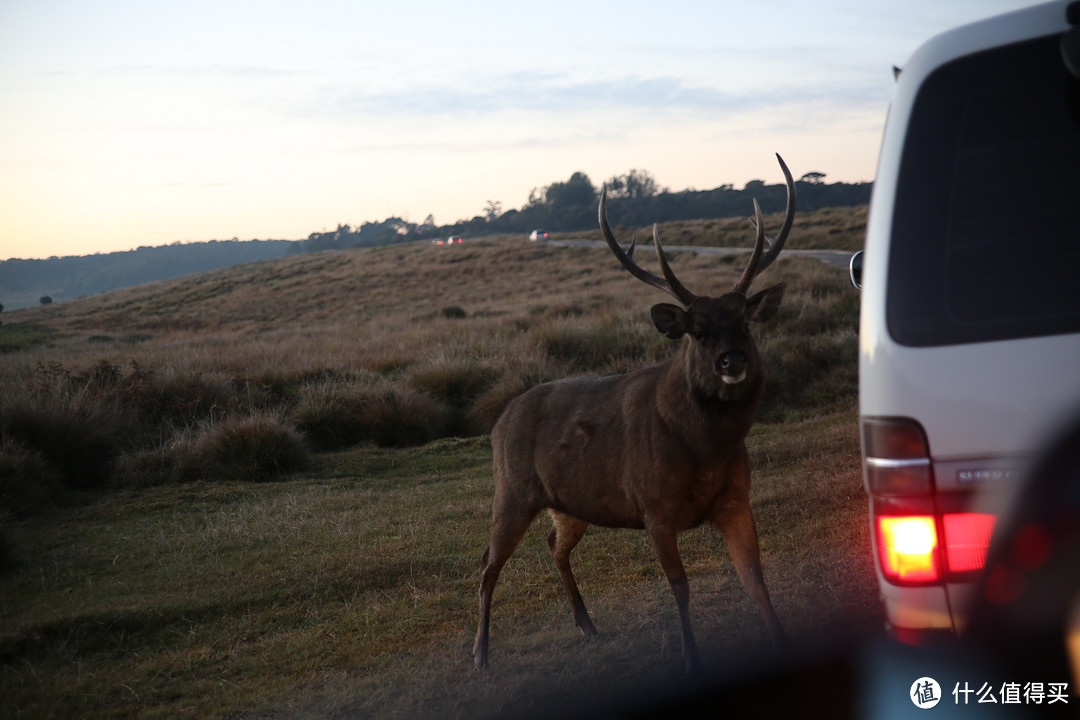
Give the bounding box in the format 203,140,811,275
860,336,1080,460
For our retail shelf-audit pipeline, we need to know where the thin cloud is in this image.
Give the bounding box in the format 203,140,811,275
96,63,303,80
322,72,885,120
340,130,627,157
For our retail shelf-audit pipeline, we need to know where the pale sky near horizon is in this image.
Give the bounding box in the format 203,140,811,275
0,0,1039,260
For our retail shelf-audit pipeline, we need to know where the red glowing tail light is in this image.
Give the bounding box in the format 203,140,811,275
876,512,998,585
865,419,999,586
943,512,997,574
878,515,940,583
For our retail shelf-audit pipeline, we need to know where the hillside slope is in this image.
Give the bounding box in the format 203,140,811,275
3,205,864,335
0,239,295,310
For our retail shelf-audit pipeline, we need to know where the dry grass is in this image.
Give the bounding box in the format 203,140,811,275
568,204,867,253
0,224,860,505
0,208,875,718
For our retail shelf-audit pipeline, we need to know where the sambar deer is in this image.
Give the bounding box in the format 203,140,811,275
473,154,796,673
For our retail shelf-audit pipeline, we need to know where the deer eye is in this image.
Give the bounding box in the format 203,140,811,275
692,329,706,342
743,323,751,333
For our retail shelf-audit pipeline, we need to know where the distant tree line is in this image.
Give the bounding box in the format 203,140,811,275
442,169,870,238
293,169,872,252
289,217,422,254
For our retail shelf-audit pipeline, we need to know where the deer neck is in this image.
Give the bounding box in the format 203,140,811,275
657,348,763,437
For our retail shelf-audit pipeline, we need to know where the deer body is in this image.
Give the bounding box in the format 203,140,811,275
497,330,762,532
474,155,796,673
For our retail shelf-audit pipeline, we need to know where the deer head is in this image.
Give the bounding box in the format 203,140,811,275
599,154,796,400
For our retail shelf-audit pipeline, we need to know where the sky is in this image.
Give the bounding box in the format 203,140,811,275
0,0,1040,260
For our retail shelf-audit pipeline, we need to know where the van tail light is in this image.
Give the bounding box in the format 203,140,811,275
943,512,997,574
863,418,933,496
876,512,998,584
864,418,997,586
878,515,940,583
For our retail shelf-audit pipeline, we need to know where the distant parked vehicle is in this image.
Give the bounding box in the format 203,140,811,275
433,236,464,246
528,229,549,241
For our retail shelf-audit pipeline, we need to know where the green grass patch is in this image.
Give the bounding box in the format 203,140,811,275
0,323,57,353
1,420,880,718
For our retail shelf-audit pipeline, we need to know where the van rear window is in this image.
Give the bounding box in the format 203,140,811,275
887,35,1080,347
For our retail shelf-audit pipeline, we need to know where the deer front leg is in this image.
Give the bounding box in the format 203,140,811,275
647,524,701,674
712,505,789,651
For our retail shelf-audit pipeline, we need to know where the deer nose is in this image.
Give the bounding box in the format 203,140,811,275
717,351,747,378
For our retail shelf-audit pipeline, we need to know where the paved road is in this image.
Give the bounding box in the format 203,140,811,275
547,239,854,270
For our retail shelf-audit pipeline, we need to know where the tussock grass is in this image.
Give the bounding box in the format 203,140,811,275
0,381,135,492
356,386,448,447
408,358,498,410
0,210,873,717
571,205,867,253
0,436,65,517
111,413,310,488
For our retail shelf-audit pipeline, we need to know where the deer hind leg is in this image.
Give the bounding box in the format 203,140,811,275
647,523,701,674
473,500,537,671
546,510,598,636
711,505,790,651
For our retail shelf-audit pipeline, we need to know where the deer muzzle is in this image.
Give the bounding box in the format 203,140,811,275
718,351,748,385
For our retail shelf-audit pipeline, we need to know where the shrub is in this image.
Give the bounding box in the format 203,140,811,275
291,382,368,451
531,315,660,373
358,389,447,447
408,360,498,409
110,435,205,489
113,413,309,487
124,367,264,428
0,436,64,517
24,360,270,438
441,305,467,319
193,413,310,482
0,390,134,491
532,320,608,369
759,332,858,423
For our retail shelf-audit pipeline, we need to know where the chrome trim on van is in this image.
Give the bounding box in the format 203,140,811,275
866,457,931,469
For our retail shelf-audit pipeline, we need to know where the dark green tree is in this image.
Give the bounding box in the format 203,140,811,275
605,169,661,199
544,171,596,210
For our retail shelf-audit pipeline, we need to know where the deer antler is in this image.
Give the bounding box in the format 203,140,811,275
733,153,797,294
599,187,698,307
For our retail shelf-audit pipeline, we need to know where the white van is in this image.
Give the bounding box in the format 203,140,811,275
856,0,1080,644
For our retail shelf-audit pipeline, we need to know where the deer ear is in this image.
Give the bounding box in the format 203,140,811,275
746,282,786,323
650,303,689,338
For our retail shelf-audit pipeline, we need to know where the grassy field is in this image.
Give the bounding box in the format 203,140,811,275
0,205,878,718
